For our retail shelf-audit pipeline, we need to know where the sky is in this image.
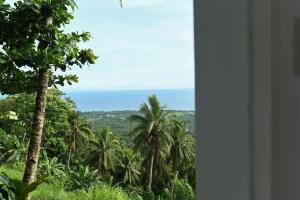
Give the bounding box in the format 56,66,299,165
7,0,195,92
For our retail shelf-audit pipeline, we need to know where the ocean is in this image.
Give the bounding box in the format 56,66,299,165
64,89,195,112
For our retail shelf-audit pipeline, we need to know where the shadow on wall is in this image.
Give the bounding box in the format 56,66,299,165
293,18,300,75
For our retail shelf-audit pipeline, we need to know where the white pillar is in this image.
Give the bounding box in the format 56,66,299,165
272,0,300,199
195,0,251,199
195,0,300,199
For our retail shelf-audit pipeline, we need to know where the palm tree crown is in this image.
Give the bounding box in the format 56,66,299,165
129,95,173,190
86,127,120,178
66,111,92,167
168,118,195,176
116,149,141,186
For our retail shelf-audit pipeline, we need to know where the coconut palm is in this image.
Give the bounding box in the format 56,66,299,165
168,119,195,176
129,95,173,190
86,127,120,177
117,149,141,186
66,112,92,168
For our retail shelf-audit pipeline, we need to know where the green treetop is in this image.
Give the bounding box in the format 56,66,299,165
0,0,97,94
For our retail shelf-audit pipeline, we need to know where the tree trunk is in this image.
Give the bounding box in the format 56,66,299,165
173,163,177,174
148,152,154,190
98,156,102,176
67,133,73,168
67,147,72,168
171,172,178,199
22,68,49,200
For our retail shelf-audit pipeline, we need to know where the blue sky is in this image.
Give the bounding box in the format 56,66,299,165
8,0,195,91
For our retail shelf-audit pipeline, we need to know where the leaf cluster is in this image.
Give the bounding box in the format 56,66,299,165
0,172,48,200
0,0,97,94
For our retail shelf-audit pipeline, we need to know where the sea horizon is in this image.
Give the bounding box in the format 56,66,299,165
64,88,195,112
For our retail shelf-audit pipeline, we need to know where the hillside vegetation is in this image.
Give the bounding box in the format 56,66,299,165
0,1,194,199
81,110,195,142
0,90,195,200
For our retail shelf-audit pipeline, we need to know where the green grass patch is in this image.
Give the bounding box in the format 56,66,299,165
0,164,23,180
0,165,132,200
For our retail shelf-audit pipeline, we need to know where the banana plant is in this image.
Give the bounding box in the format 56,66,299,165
64,165,99,192
0,134,28,165
38,150,66,178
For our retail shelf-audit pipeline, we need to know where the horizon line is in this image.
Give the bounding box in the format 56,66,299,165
62,87,195,93
79,109,196,112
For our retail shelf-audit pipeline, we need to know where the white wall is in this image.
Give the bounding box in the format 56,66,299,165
273,0,300,199
251,0,273,200
195,0,251,199
195,0,300,199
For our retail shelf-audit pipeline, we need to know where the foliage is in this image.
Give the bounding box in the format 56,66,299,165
64,165,99,192
0,0,97,95
142,189,155,200
0,93,195,199
170,179,195,200
81,110,195,141
0,172,48,200
66,111,92,167
0,89,91,161
168,118,195,177
86,127,120,178
0,1,97,197
0,129,16,156
38,150,66,178
0,133,28,165
129,95,173,189
0,165,132,200
32,185,131,200
114,148,141,186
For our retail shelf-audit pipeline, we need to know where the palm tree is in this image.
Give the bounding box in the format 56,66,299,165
117,149,141,186
168,118,195,176
129,95,173,190
66,112,92,168
86,127,120,177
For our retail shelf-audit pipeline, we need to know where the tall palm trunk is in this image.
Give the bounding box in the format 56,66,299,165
67,147,72,168
22,68,49,199
67,133,73,168
172,156,178,174
148,152,154,190
98,155,102,176
171,172,178,199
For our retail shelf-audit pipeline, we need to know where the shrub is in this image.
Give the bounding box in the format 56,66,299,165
143,189,155,200
64,165,99,191
0,172,48,200
165,179,195,200
69,185,131,200
0,130,15,153
175,179,195,200
160,188,172,200
38,150,66,178
32,185,131,200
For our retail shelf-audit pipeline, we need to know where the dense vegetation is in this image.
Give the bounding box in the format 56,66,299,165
0,0,195,199
0,0,97,199
81,110,195,142
0,90,195,199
